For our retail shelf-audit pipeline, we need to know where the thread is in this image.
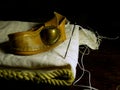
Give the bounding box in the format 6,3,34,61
73,26,119,90
73,25,98,90
73,45,99,90
95,31,119,46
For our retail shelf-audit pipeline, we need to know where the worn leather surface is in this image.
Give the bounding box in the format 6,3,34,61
8,12,67,55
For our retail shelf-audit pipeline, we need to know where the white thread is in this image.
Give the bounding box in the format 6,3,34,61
79,45,90,55
95,31,119,46
75,25,119,90
73,46,99,90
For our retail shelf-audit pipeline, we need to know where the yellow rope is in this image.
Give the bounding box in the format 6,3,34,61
0,68,74,86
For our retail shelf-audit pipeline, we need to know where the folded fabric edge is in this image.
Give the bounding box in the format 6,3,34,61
0,23,79,86
0,68,75,86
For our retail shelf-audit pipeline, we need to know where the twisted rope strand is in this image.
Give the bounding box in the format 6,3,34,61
0,69,74,86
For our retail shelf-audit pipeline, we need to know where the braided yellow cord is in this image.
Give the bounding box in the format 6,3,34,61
0,69,74,86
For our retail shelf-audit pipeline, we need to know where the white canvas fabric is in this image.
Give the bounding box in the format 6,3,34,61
0,20,99,86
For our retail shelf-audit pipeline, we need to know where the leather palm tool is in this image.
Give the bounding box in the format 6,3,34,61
8,12,67,55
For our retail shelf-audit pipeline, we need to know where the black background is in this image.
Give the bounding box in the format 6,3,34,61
0,0,119,37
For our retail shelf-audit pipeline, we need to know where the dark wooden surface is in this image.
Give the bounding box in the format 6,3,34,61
76,38,120,90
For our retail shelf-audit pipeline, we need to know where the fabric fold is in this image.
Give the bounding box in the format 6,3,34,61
0,21,79,86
